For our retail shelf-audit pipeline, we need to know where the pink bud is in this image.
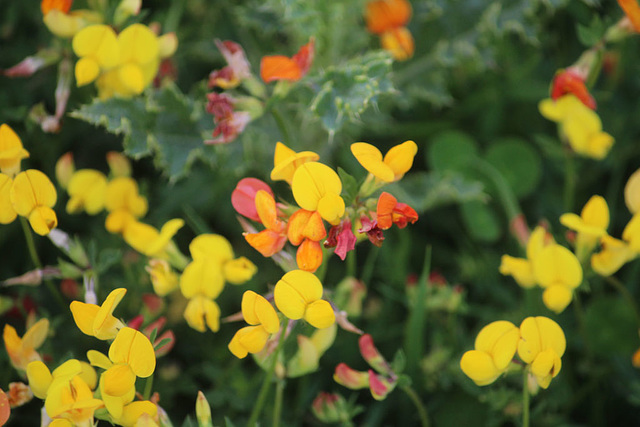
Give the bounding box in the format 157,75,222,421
231,178,274,221
333,363,369,390
359,334,392,375
128,315,144,330
368,370,396,401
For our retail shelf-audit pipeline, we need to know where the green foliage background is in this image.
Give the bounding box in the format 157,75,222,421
2,0,640,425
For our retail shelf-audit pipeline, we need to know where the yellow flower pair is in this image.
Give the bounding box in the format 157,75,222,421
460,316,566,389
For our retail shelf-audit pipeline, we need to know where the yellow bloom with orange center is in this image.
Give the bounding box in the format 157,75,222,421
244,190,289,257
123,218,184,258
518,316,566,389
351,140,417,183
0,124,29,177
270,142,320,184
274,270,335,329
500,226,553,289
460,320,519,386
532,244,583,313
539,95,614,160
104,177,148,234
228,291,280,359
9,169,58,236
70,288,127,340
291,162,345,225
3,319,49,371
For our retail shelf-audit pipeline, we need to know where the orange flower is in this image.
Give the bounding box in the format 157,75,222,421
260,38,315,83
41,0,73,15
288,209,327,272
365,0,411,34
376,192,418,230
618,0,640,32
380,27,414,61
244,190,288,257
551,69,596,110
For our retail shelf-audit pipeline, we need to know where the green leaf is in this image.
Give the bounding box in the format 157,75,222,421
224,417,237,427
459,200,502,243
311,51,394,135
391,349,407,374
576,15,606,47
427,130,480,173
337,167,359,206
484,137,542,199
385,171,486,212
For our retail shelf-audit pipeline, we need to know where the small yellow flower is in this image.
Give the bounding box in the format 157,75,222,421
145,259,179,297
560,195,609,259
291,162,345,225
10,169,58,235
0,124,29,176
350,140,417,183
274,270,335,329
518,316,566,389
591,235,637,276
45,375,103,425
183,295,221,333
228,291,280,358
104,177,148,234
70,288,127,340
532,244,583,313
3,319,49,371
460,320,519,386
499,226,551,288
66,169,107,215
72,25,120,86
270,142,320,184
123,218,184,258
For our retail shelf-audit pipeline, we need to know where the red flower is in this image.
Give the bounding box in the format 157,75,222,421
551,69,596,110
376,192,418,230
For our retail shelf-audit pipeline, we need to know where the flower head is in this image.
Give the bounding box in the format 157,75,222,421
500,226,552,288
146,259,179,296
123,218,184,258
518,317,566,389
376,192,418,230
72,25,119,86
260,38,315,83
10,169,58,235
351,141,417,183
270,142,320,185
532,244,583,313
208,40,252,89
66,169,107,215
292,162,345,225
70,288,127,340
274,270,335,329
228,291,280,358
183,296,221,333
104,177,148,233
365,0,411,34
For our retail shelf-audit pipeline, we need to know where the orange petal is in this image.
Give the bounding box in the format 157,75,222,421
303,211,327,241
365,0,412,34
296,239,323,272
292,38,315,76
288,209,314,246
245,229,287,257
376,192,397,230
260,56,302,83
619,0,640,32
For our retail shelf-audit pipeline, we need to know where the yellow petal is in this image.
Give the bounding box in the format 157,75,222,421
10,170,57,216
526,226,551,261
499,255,536,288
291,162,342,212
26,361,53,399
103,364,136,396
44,9,102,39
0,124,29,176
270,142,320,184
109,327,156,378
316,192,345,225
223,256,257,284
591,236,636,277
350,142,394,182
274,270,323,320
66,169,107,215
236,325,269,354
78,361,98,390
75,57,100,86
383,140,418,181
532,244,582,289
228,328,250,359
118,24,159,65
93,288,127,340
0,174,17,224
625,168,640,215
117,401,157,427
474,320,519,371
73,24,119,68
517,317,542,364
304,300,335,329
118,63,145,94
158,32,178,59
70,301,100,336
586,132,614,160
189,234,234,262
542,286,573,314
22,318,49,351
623,213,640,252
87,350,113,370
460,350,500,386
183,296,220,333
179,260,225,299
535,316,566,357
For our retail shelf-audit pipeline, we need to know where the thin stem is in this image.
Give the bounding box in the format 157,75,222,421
572,293,593,358
271,107,291,146
564,150,576,212
248,322,288,426
143,374,154,401
19,217,65,309
522,370,530,427
346,247,356,278
361,245,379,285
401,385,429,427
605,275,640,327
272,378,285,427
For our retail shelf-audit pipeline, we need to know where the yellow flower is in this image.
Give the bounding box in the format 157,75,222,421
532,244,583,313
228,291,280,359
123,218,184,258
380,27,414,61
291,162,345,225
45,375,103,425
560,195,609,258
104,177,148,233
27,359,91,400
460,320,519,386
44,9,102,39
115,401,157,427
623,213,640,253
270,142,320,184
625,168,640,215
0,124,29,176
145,259,179,297
3,319,49,371
0,174,17,225
539,95,614,160
183,295,221,333
70,288,127,340
518,316,566,389
591,235,637,276
72,25,120,86
350,140,417,183
66,169,107,215
274,270,335,329
10,169,58,235
106,151,132,177
113,24,160,95
499,226,551,288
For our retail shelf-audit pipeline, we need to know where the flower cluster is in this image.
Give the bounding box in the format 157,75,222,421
0,124,58,236
365,0,414,61
228,270,335,358
460,316,566,389
233,140,418,272
72,23,177,99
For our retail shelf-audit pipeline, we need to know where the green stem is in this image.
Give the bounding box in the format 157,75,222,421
248,323,288,426
361,245,380,285
605,275,640,327
272,378,285,427
401,385,429,427
522,370,530,427
271,107,291,146
19,217,65,309
473,160,521,221
143,373,154,400
573,293,593,358
346,247,356,278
